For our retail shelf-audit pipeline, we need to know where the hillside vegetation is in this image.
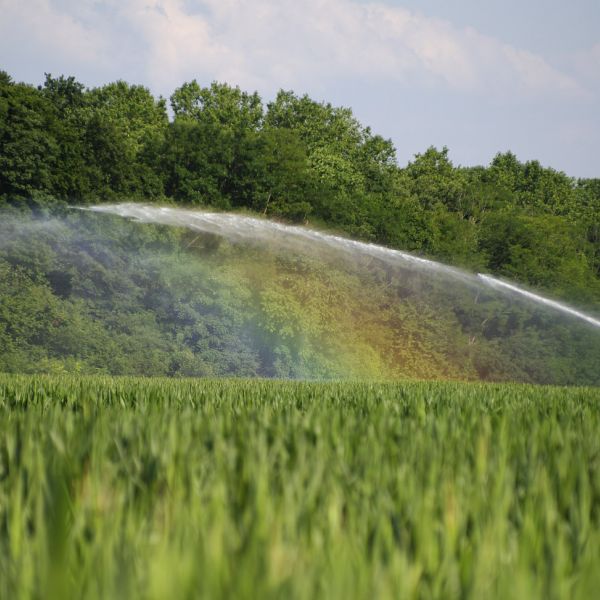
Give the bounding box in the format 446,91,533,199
1,71,599,307
1,72,599,384
1,208,599,384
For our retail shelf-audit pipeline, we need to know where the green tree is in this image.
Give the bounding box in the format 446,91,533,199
171,80,263,130
479,211,599,302
575,178,600,275
41,74,90,199
86,80,168,198
488,152,578,216
404,146,467,212
161,118,230,205
0,75,58,201
88,81,168,157
253,128,317,221
265,90,396,232
166,81,264,207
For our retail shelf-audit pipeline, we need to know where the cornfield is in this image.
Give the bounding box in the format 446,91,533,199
0,374,599,599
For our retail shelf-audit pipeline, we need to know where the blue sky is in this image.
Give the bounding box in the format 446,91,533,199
1,0,599,176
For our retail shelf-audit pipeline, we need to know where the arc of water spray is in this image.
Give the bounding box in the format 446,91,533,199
83,203,600,331
477,274,600,329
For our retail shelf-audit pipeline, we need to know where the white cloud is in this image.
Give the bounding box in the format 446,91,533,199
0,0,589,99
0,0,111,75
573,42,600,93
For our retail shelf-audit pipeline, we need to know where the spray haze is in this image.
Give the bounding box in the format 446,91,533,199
89,203,600,330
1,203,599,384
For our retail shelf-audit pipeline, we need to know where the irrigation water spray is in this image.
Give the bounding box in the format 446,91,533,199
477,274,600,329
86,203,600,331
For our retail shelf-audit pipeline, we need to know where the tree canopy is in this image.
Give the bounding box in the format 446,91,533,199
1,70,599,310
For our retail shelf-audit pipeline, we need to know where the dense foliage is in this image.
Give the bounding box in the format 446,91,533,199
1,375,599,599
1,71,598,383
1,71,599,309
1,208,598,384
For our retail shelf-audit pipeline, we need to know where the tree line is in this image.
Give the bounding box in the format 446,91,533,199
1,71,599,306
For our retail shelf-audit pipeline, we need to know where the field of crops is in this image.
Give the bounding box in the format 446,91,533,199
0,375,599,599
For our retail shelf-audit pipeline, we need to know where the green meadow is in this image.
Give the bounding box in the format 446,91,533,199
1,374,598,599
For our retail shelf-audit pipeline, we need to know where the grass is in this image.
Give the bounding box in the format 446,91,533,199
0,374,599,599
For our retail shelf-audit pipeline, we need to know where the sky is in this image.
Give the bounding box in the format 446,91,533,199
1,0,599,176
